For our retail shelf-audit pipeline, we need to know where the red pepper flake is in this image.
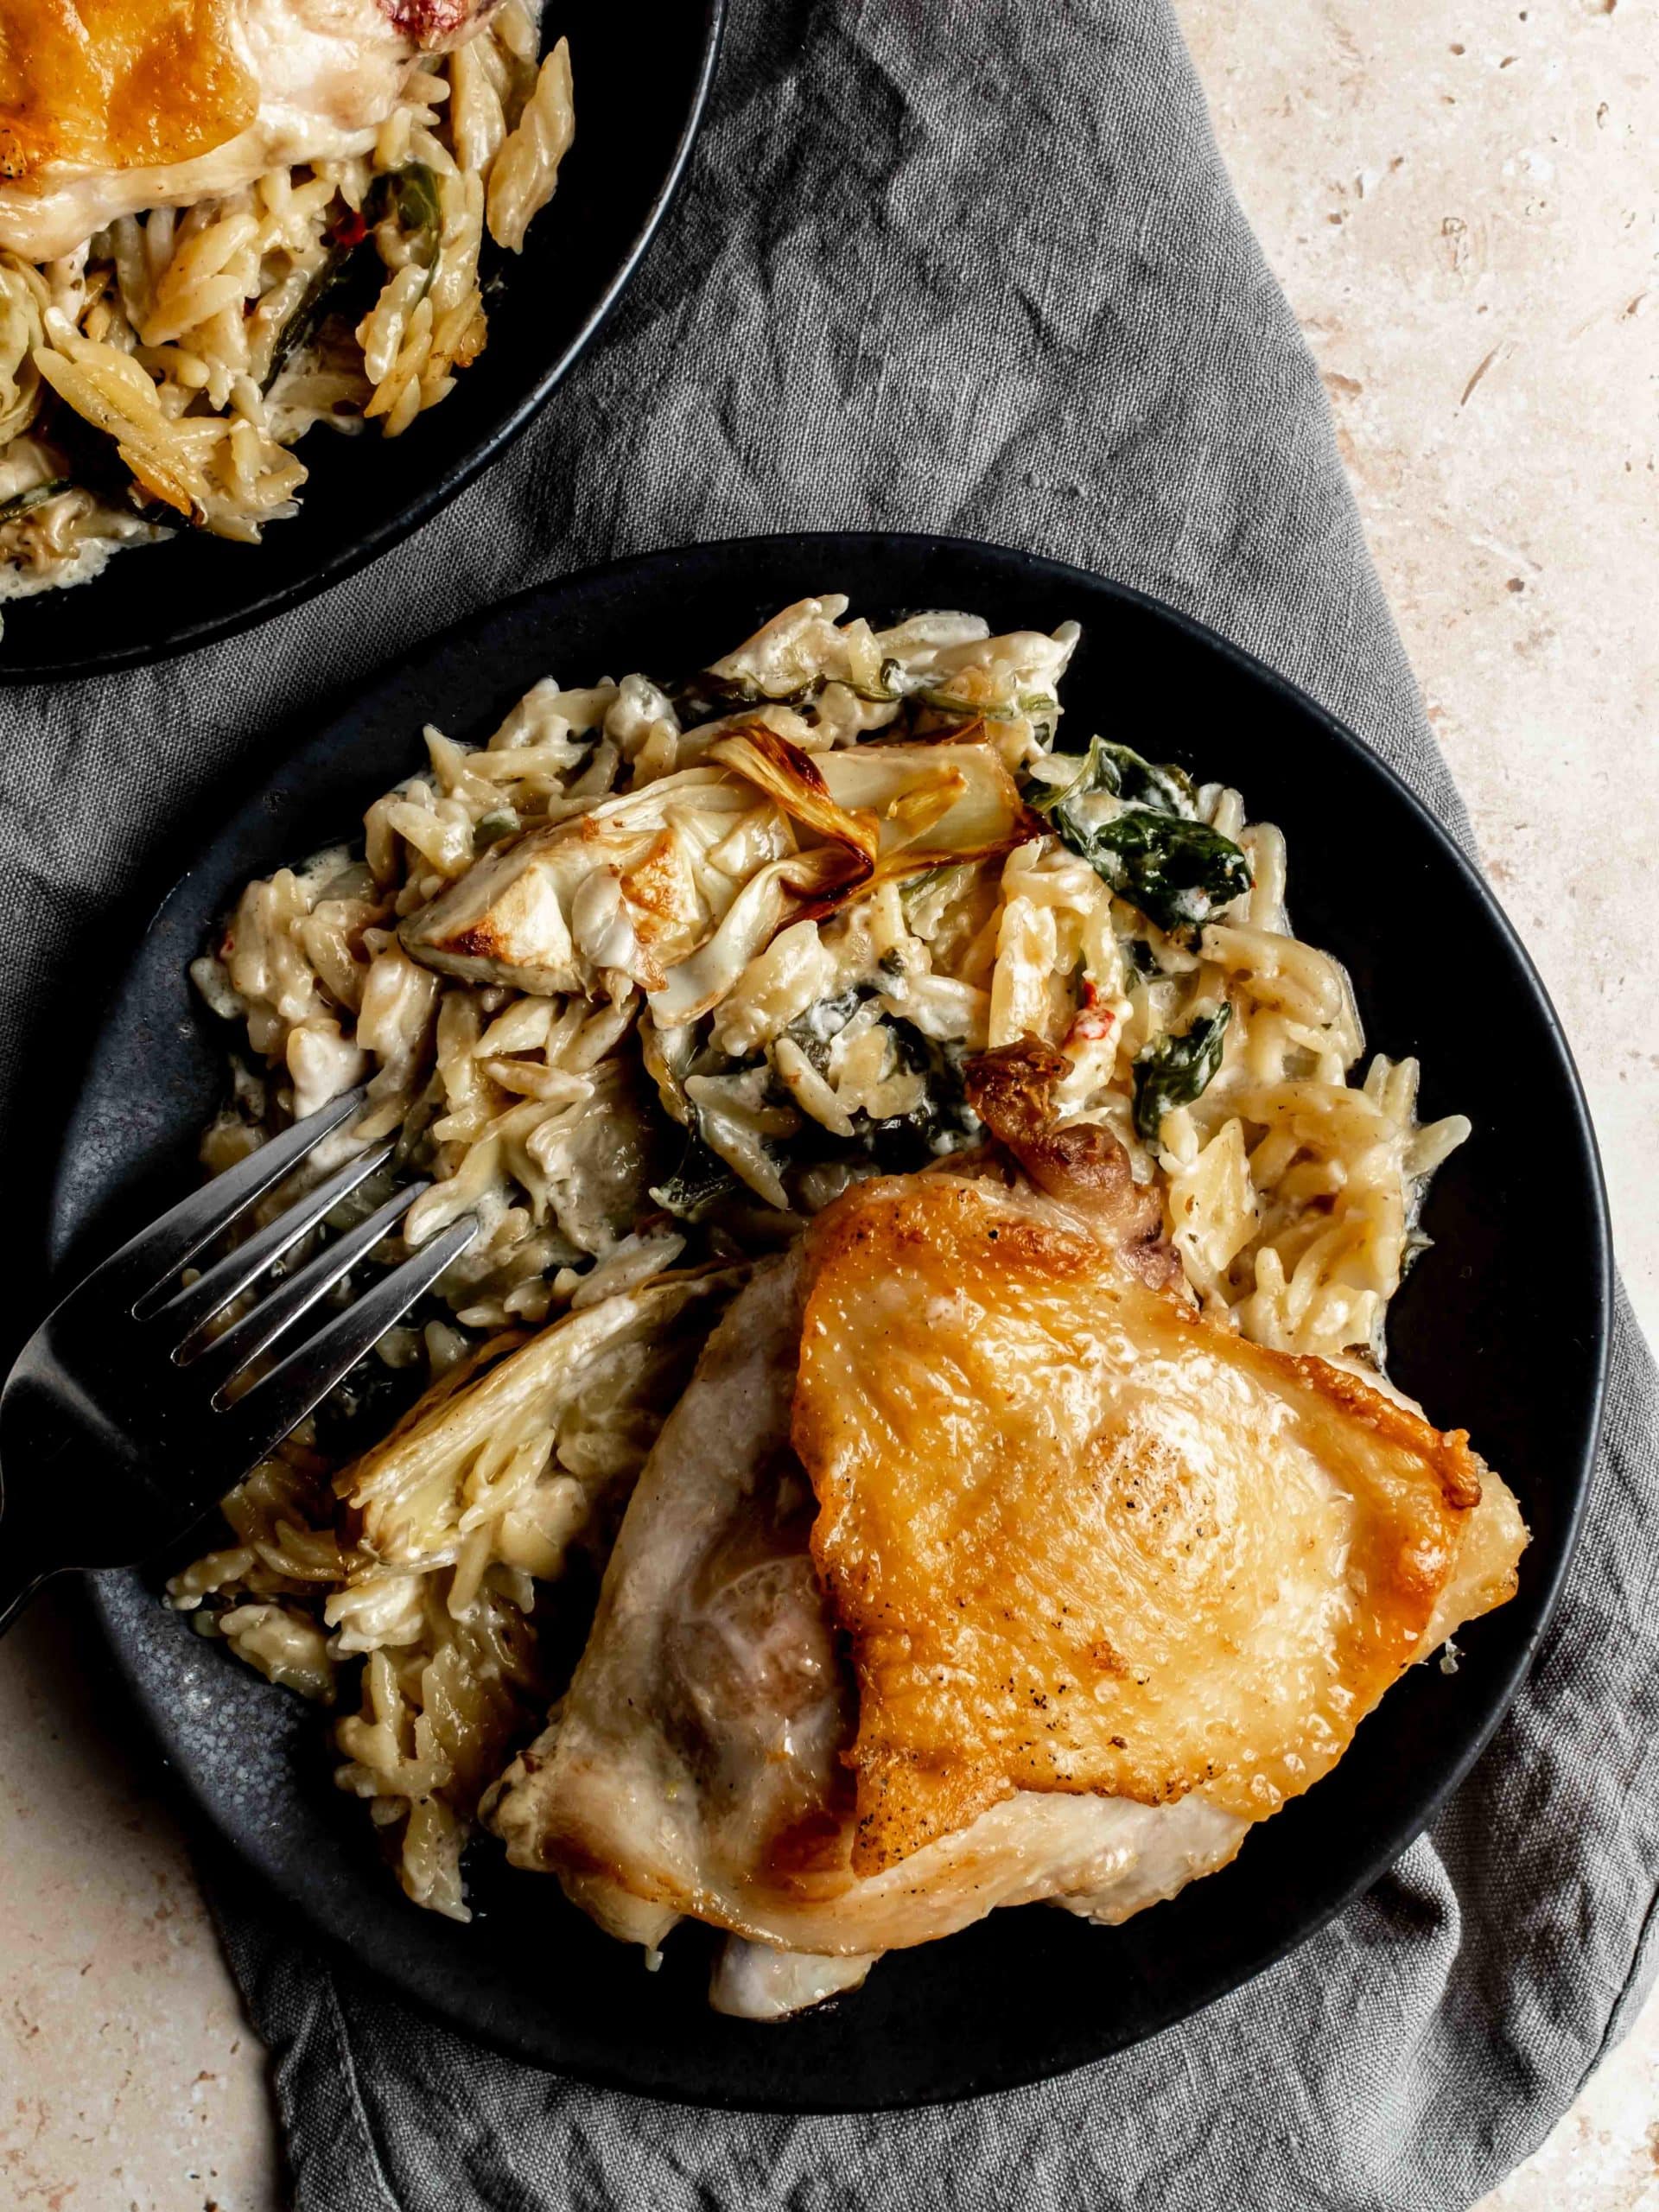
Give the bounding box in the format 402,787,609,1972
1066,977,1118,1047
327,208,369,251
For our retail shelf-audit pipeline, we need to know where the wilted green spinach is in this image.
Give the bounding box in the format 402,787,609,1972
671,657,903,722
370,162,443,265
0,478,68,524
263,162,442,392
649,1133,738,1221
783,991,977,1169
1031,735,1251,945
1132,1003,1232,1142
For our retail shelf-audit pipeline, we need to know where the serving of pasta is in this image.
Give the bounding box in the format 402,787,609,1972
0,0,573,607
170,593,1474,1927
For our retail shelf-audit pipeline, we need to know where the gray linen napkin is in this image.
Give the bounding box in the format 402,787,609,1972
4,3,1654,2207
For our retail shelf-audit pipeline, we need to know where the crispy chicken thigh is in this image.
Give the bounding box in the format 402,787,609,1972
487,1045,1527,2013
797,1171,1521,1872
486,1249,1252,1976
0,0,499,259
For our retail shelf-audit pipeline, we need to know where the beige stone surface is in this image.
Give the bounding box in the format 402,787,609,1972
1172,3,1659,2196
0,1586,281,2212
0,3,1655,2207
1179,0,1659,1357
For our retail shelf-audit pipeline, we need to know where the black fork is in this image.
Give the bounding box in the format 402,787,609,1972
0,1086,477,1630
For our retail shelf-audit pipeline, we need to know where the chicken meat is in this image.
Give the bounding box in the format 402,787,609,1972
486,1041,1528,2015
0,0,502,261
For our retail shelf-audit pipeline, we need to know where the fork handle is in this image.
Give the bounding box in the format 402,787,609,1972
0,1503,55,1635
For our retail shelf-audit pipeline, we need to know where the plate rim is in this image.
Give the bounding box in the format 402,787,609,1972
0,0,725,685
45,530,1612,2108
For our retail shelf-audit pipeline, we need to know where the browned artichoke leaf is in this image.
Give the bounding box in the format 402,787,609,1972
337,1267,745,1574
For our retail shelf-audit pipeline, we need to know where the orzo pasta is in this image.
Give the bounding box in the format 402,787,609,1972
170,594,1471,1918
0,0,573,612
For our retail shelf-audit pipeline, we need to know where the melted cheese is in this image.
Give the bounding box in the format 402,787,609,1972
792,1173,1524,1875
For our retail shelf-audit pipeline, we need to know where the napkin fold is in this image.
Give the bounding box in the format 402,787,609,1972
7,3,1656,2207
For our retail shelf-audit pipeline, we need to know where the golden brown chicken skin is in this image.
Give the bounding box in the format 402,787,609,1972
794,1159,1522,1877
0,0,502,259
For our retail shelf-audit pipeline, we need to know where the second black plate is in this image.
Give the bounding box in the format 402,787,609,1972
0,2,721,680
45,533,1609,2108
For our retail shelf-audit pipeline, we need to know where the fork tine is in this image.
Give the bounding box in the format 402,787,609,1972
221,1216,480,1474
118,1084,368,1312
157,1140,395,1350
188,1179,431,1396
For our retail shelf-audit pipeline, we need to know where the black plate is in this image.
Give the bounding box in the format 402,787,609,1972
0,3,721,682
45,534,1611,2109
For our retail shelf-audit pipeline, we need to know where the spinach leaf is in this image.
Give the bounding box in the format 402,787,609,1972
0,478,67,524
264,249,355,391
1033,734,1194,818
780,995,977,1170
671,657,901,724
911,684,1057,728
472,806,519,854
1081,810,1253,942
648,1135,737,1221
369,162,443,258
859,1019,977,1168
673,671,817,719
1091,739,1198,817
1019,690,1062,746
1033,736,1250,944
1133,1004,1231,1143
262,188,404,392
313,163,442,327
34,386,170,516
783,985,868,1074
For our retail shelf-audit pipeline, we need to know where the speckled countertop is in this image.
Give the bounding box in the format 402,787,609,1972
3,4,1656,2207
